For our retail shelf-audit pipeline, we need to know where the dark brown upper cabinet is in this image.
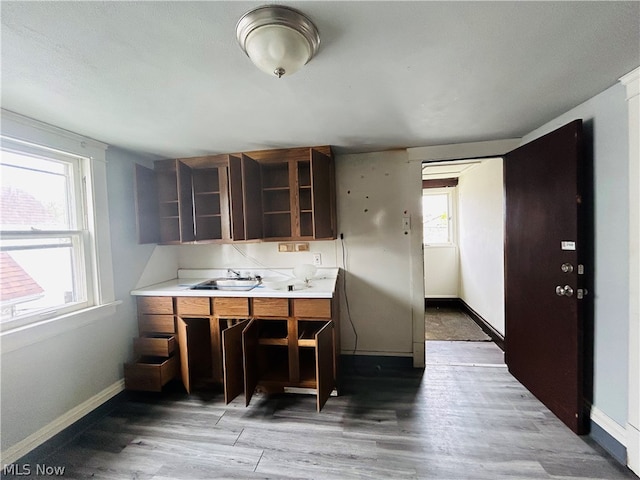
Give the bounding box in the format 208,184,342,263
245,146,337,241
134,159,195,244
135,156,231,244
134,146,336,244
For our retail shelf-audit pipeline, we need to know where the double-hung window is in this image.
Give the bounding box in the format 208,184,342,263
422,189,455,245
1,137,97,329
0,111,114,342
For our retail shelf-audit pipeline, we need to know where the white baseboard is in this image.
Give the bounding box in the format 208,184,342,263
591,405,627,447
0,379,125,465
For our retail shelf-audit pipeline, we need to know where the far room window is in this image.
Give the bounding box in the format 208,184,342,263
0,145,92,326
422,191,453,244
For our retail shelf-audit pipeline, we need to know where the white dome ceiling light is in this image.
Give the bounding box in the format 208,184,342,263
236,5,320,78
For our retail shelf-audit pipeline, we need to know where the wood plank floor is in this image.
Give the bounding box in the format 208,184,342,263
5,341,636,480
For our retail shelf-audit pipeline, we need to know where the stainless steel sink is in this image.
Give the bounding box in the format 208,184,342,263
190,277,261,291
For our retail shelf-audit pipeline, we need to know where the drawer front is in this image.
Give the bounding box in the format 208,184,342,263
214,297,249,316
138,314,175,334
137,296,173,315
134,334,176,357
253,298,289,317
293,299,332,318
124,355,178,392
176,297,211,316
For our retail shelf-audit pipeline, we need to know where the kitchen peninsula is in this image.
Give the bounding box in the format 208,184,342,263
126,268,340,411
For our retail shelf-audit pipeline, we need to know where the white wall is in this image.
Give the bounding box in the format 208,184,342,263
457,159,505,335
0,146,157,460
424,246,459,298
334,151,424,363
522,83,630,429
620,66,639,475
176,241,339,271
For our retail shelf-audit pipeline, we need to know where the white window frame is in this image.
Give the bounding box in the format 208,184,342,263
422,187,457,246
0,110,115,335
1,143,94,327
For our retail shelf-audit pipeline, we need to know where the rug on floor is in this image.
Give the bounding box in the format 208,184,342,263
425,306,491,341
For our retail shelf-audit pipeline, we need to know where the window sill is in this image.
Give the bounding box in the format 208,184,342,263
0,301,122,354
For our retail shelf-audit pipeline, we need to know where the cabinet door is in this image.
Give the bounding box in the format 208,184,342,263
222,319,248,403
218,166,232,240
310,149,334,239
210,317,223,384
176,317,191,394
177,161,195,242
228,155,245,240
228,154,263,240
134,163,160,244
242,319,259,406
315,321,334,412
242,155,263,240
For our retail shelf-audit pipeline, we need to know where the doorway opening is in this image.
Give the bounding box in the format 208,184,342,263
422,158,505,365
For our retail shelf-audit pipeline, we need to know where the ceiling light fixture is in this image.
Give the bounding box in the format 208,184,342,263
236,5,320,78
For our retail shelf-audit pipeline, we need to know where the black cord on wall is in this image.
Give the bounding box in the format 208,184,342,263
341,233,358,356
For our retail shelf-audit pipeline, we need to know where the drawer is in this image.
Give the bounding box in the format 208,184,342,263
213,297,249,316
253,298,289,317
134,334,176,357
137,296,173,315
293,299,332,318
124,355,178,392
176,297,211,316
138,314,175,334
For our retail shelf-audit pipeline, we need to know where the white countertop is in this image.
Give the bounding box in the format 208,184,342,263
130,268,339,299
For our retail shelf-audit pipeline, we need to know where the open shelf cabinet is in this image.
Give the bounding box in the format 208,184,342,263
135,157,232,244
135,146,336,244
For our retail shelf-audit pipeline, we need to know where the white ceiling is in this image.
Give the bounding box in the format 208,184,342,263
1,1,638,159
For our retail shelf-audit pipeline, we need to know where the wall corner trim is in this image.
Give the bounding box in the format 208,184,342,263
591,405,627,447
627,423,640,474
0,379,125,465
620,67,640,99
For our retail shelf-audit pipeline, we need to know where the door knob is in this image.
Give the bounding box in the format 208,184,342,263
561,263,574,273
555,285,574,297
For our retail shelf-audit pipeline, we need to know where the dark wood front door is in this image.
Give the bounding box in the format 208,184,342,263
504,119,589,434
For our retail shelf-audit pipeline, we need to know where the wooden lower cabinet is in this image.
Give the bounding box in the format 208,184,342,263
125,297,180,392
176,317,216,394
125,296,338,411
220,314,336,412
124,355,178,392
133,334,176,357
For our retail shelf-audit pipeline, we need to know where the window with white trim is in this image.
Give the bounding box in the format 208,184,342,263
0,141,95,327
422,189,455,244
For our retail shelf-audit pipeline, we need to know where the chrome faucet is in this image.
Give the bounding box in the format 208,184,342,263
227,268,241,277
